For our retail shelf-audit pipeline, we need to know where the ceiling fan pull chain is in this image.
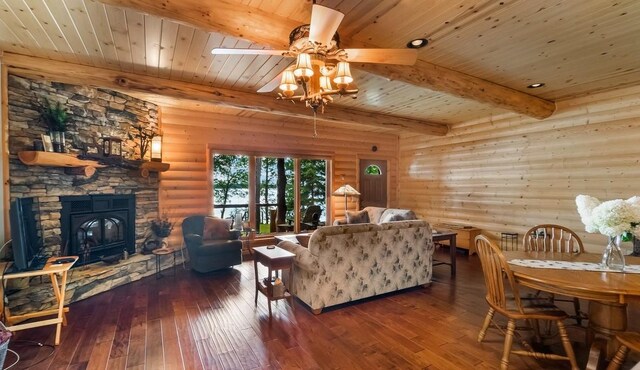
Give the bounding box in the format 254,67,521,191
313,111,318,138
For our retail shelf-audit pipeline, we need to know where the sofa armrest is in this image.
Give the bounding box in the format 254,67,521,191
333,218,347,226
184,233,203,246
277,241,319,273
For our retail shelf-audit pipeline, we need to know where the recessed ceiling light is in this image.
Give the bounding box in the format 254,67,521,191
527,82,545,89
406,38,428,49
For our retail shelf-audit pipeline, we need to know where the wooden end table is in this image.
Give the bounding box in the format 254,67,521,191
432,232,458,276
253,246,295,318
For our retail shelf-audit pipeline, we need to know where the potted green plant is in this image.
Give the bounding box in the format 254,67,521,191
150,215,174,249
40,98,69,153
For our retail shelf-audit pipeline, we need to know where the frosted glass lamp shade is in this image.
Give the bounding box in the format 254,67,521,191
151,135,162,162
294,53,314,80
333,61,353,88
279,70,298,97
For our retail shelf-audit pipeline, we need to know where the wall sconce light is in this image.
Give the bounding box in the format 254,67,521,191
151,135,163,162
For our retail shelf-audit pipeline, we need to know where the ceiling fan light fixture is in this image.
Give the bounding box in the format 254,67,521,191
407,38,428,49
279,70,298,97
333,61,353,89
527,82,546,89
320,75,333,91
294,53,314,81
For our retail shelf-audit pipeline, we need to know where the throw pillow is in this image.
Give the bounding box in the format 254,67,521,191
296,234,311,248
203,218,231,240
346,210,369,224
379,210,417,223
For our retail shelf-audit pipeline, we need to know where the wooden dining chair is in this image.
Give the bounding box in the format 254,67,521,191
607,332,640,370
523,224,586,325
475,235,579,370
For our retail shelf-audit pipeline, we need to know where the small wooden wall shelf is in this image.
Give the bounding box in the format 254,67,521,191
18,151,106,169
139,161,170,178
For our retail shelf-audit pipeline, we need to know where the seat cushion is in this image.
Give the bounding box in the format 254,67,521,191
199,240,242,255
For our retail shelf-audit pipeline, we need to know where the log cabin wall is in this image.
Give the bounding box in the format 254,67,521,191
398,85,640,253
160,107,400,244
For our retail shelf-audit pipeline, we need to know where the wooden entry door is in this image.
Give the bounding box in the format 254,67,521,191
359,159,387,208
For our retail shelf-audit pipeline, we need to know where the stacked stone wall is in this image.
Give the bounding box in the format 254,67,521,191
6,75,170,314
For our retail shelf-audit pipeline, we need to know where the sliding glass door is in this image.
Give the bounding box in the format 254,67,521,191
212,152,328,235
212,154,249,227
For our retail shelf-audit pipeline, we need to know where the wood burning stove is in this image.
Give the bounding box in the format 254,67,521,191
60,194,135,266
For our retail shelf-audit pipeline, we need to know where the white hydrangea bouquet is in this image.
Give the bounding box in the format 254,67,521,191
575,195,640,238
575,195,640,270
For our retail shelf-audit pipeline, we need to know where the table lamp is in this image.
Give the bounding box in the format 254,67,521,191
332,184,360,213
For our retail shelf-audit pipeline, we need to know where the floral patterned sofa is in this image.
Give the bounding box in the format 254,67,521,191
277,220,433,314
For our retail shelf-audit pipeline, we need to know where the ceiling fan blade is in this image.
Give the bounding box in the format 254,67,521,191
211,48,289,56
344,48,418,65
257,64,295,93
308,4,344,46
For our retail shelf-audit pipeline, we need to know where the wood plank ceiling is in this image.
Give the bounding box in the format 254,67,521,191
0,0,639,126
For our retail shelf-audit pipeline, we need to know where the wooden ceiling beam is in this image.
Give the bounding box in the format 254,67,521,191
98,0,556,119
2,53,448,136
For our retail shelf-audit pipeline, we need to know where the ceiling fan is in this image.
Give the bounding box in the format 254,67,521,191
211,3,418,117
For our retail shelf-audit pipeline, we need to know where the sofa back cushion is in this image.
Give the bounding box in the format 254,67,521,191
203,217,232,240
346,209,369,224
379,209,418,223
363,207,387,224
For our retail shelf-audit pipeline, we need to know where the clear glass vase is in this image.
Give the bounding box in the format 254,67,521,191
601,235,626,271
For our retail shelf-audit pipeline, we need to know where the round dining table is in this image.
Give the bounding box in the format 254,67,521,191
504,251,640,369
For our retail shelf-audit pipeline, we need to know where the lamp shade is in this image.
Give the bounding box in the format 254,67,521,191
151,135,162,162
293,53,313,79
332,184,360,196
319,75,333,91
279,70,298,97
294,53,314,80
333,61,353,88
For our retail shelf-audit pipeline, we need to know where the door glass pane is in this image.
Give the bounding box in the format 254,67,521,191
213,154,249,227
300,159,326,230
255,157,295,234
365,164,382,175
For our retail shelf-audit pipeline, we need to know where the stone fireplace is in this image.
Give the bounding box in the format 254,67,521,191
5,75,181,315
61,194,136,266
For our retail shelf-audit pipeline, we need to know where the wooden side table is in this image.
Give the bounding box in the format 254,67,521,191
432,232,458,276
252,246,295,318
1,256,78,345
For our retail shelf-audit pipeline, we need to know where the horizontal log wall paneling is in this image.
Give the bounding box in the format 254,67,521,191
398,85,640,253
160,107,399,244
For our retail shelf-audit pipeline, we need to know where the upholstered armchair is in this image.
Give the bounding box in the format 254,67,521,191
182,216,242,273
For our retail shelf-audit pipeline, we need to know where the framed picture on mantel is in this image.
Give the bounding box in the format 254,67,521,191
41,134,53,152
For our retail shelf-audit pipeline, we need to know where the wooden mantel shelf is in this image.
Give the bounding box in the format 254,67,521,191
18,151,169,178
139,161,170,178
18,151,106,168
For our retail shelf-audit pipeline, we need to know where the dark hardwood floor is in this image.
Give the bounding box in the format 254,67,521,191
8,248,640,370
